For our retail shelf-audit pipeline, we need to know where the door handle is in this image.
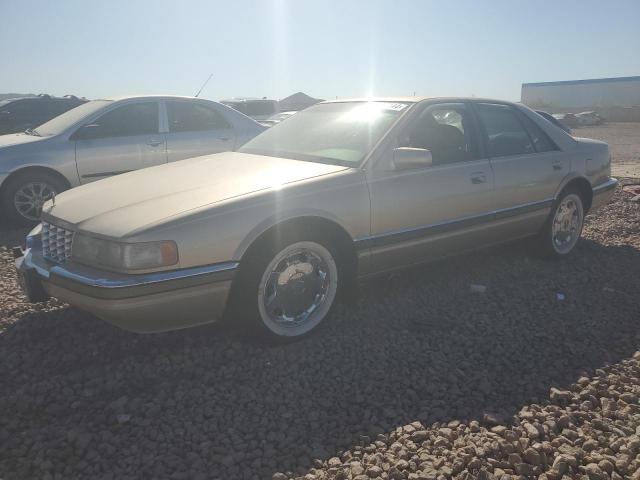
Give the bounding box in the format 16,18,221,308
146,140,163,147
552,161,563,171
470,173,487,184
217,137,230,142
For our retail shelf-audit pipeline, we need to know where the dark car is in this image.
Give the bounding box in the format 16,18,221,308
535,110,571,134
0,94,87,135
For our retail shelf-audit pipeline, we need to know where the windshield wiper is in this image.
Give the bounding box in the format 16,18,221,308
24,128,41,136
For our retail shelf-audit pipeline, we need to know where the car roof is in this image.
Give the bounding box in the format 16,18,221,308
321,96,520,106
1,95,84,103
99,95,217,102
220,98,277,103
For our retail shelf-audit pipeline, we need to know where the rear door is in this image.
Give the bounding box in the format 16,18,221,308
474,102,567,232
74,101,167,183
164,100,236,162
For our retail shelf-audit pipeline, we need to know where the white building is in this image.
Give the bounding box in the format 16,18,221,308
521,76,640,111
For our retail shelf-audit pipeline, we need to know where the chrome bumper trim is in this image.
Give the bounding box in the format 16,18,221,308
593,177,618,194
19,249,238,300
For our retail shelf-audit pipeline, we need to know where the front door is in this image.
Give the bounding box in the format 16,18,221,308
164,100,236,163
74,101,166,183
366,102,495,273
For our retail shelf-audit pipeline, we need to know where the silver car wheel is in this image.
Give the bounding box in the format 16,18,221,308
13,182,57,221
257,241,338,337
551,194,583,255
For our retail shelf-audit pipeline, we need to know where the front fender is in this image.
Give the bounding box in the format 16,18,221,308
232,208,356,260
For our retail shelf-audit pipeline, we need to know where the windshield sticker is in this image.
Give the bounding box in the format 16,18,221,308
381,103,408,111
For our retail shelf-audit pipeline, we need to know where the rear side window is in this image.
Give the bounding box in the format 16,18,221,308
167,101,230,132
5,100,34,116
90,102,159,138
518,112,558,152
45,100,78,117
476,103,534,157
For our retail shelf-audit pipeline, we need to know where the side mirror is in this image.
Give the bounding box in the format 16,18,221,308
392,147,433,170
71,123,101,140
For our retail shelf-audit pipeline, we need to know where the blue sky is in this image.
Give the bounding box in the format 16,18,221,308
2,0,639,102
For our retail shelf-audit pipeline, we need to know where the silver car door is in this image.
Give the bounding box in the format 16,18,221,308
365,102,495,273
474,102,568,234
164,100,236,163
74,101,166,183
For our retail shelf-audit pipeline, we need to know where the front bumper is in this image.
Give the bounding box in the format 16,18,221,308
591,177,618,211
15,248,238,333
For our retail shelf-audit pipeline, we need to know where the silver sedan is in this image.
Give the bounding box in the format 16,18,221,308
16,98,616,340
0,95,265,224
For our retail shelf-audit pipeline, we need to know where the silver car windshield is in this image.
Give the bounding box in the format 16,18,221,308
239,101,409,166
34,100,112,136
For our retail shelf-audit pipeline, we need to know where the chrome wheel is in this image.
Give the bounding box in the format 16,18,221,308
13,181,56,221
551,194,583,254
257,241,338,337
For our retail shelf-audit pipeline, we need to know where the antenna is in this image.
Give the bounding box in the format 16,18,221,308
194,73,213,98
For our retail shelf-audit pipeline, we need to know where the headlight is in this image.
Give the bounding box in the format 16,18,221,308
72,234,178,271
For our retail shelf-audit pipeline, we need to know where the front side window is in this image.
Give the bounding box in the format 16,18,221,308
239,101,408,166
401,103,479,165
85,102,159,139
167,101,230,132
476,103,535,157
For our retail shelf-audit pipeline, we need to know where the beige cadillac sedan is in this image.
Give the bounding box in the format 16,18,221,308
15,98,617,339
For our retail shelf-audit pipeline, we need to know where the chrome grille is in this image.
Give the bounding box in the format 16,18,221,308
42,221,74,263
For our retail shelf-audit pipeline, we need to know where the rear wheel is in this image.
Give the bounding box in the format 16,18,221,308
1,172,67,226
539,190,584,258
231,235,341,341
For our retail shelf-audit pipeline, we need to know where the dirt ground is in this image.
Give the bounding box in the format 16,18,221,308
572,122,640,178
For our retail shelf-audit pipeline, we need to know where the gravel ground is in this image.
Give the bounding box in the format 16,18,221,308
0,184,638,480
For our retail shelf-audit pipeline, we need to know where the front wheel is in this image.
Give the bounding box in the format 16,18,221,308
233,238,340,341
1,172,67,226
539,190,585,257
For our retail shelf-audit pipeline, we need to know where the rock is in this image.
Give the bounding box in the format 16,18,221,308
411,430,429,442
508,453,522,467
583,439,599,452
598,459,614,474
620,392,638,404
522,423,540,439
523,447,541,465
584,463,607,480
350,463,365,476
550,388,572,404
366,465,383,478
515,462,534,476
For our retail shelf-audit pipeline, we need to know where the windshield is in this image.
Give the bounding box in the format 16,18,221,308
239,101,408,165
34,99,111,136
268,112,295,122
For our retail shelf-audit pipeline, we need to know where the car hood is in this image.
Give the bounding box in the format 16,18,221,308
0,132,48,148
44,151,349,238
